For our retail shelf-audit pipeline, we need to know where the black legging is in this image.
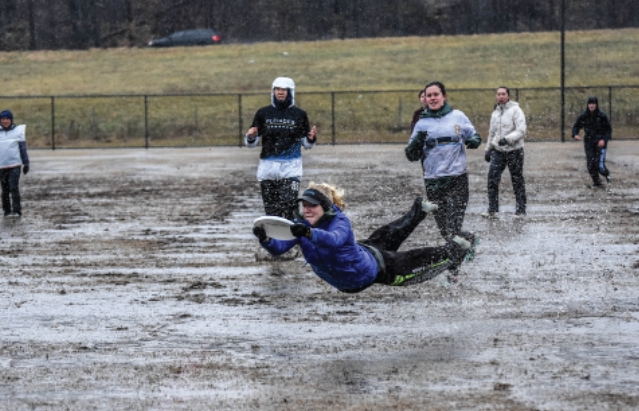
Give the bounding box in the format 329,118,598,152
359,197,454,286
260,178,300,220
425,173,472,242
0,166,22,216
584,139,610,184
487,148,526,214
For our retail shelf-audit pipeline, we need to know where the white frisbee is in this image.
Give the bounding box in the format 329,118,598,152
253,216,295,241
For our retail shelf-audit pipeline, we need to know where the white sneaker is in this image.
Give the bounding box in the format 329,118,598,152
481,211,498,219
452,235,471,250
421,201,438,213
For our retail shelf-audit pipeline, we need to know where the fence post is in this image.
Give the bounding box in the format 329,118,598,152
50,96,55,150
238,94,243,147
331,92,336,145
144,95,149,149
608,86,613,124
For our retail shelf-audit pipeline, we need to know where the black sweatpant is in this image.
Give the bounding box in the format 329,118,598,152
0,166,22,216
425,173,471,242
584,139,604,185
487,148,526,214
359,198,455,287
260,178,300,220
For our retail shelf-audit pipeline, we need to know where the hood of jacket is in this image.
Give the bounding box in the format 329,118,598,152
421,102,453,119
497,100,519,112
271,77,295,109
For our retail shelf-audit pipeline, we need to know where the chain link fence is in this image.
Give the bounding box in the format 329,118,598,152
2,86,638,149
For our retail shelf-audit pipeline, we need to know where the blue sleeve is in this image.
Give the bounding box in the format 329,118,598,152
309,217,352,248
261,237,298,256
18,141,29,167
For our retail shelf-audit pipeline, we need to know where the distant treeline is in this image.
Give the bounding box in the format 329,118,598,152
1,0,639,51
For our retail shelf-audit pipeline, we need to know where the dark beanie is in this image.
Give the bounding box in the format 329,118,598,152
587,96,598,105
0,110,13,121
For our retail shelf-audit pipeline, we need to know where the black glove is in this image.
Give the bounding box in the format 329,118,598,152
253,226,268,242
425,137,437,149
498,138,508,146
484,151,491,163
23,166,29,175
290,223,312,239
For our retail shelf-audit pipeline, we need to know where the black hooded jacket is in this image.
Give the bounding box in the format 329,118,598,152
572,99,612,142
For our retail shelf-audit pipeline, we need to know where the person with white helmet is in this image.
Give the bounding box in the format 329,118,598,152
246,77,317,220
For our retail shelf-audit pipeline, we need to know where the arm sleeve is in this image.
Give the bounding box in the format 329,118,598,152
486,112,496,150
246,111,263,148
461,113,481,149
405,128,425,162
300,112,315,149
245,135,260,147
309,218,351,249
504,107,527,144
18,141,29,167
571,114,583,137
261,237,298,256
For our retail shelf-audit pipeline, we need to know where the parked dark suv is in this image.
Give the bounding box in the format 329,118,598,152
148,29,222,47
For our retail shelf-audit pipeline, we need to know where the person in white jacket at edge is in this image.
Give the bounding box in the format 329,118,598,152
0,109,29,218
245,77,317,221
482,86,527,219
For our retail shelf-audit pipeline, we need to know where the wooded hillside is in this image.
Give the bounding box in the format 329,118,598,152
1,0,639,50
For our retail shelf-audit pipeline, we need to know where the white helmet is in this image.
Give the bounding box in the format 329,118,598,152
271,77,295,107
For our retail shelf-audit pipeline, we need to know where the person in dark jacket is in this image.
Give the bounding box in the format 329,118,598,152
0,110,29,218
410,88,427,133
253,182,471,293
572,96,612,187
246,77,317,220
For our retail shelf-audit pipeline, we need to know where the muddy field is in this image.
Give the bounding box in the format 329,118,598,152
1,141,638,411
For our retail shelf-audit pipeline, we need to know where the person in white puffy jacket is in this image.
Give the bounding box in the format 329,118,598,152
0,110,29,218
482,86,527,219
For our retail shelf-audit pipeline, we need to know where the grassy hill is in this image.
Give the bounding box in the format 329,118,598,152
1,28,639,96
1,29,638,147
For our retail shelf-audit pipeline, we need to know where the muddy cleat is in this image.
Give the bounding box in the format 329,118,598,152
481,211,498,220
605,175,611,183
7,212,21,219
513,213,526,220
421,201,438,213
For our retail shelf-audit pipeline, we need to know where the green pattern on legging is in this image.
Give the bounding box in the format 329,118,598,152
390,259,450,286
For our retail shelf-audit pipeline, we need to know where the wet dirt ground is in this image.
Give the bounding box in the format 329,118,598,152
1,141,638,410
